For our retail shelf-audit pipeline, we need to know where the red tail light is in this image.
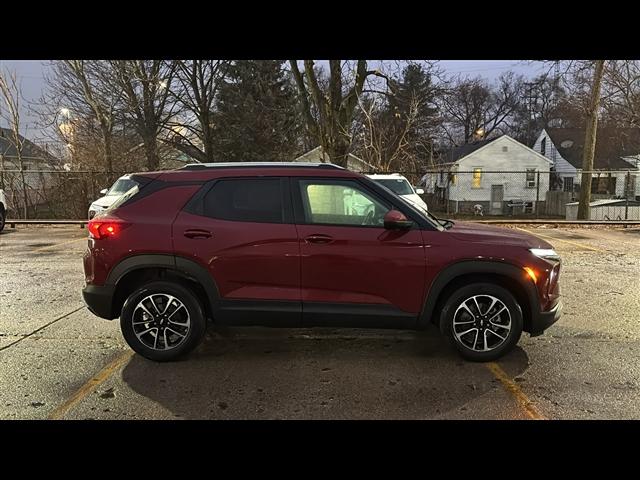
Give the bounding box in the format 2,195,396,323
88,220,129,239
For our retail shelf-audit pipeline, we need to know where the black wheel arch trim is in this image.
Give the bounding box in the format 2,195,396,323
418,260,539,330
106,253,220,312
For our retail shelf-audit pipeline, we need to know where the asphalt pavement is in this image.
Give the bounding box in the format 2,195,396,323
1,224,638,419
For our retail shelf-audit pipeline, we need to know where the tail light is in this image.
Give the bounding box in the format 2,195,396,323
88,219,130,239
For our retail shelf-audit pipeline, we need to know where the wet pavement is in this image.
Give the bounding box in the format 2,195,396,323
1,224,639,419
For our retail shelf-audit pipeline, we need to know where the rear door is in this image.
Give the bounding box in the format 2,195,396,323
172,176,301,325
292,177,426,328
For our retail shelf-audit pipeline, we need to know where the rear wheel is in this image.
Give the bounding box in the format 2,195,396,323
440,283,523,362
120,281,207,362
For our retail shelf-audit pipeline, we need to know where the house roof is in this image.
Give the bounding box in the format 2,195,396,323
294,146,374,169
435,134,552,167
545,127,640,170
436,137,498,164
0,128,59,164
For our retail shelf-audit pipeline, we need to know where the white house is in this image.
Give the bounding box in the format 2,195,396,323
422,135,552,215
294,146,374,173
533,127,640,198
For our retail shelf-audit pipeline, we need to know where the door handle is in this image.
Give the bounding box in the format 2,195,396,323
183,229,212,239
305,234,334,244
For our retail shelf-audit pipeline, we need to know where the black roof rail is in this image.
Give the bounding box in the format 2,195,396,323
179,162,344,171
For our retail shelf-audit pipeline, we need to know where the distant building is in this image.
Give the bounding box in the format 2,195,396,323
0,128,62,212
422,135,552,215
294,146,374,173
533,127,639,198
0,128,60,170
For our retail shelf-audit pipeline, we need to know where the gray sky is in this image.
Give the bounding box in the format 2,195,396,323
0,60,546,141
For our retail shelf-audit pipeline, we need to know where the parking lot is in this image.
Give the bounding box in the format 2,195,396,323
1,223,639,420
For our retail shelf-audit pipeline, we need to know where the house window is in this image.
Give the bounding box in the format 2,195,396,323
472,168,482,189
541,137,546,156
590,176,616,195
502,146,508,152
563,177,573,192
525,169,536,188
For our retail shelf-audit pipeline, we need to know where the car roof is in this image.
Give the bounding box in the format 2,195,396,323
137,162,361,182
180,162,345,171
367,173,409,180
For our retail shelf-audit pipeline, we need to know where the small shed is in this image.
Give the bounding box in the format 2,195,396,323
565,199,640,220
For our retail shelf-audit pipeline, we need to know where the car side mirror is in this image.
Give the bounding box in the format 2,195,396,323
415,188,424,195
100,188,108,195
384,210,413,229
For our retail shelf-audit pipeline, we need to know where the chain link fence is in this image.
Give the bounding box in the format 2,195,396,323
367,169,640,220
1,168,639,220
0,170,128,219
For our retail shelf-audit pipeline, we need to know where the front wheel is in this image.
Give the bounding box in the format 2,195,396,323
0,209,5,233
440,283,523,362
120,281,207,362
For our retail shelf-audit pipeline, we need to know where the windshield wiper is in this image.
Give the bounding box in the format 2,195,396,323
438,218,455,230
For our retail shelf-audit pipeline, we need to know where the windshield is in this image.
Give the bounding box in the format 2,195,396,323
107,178,137,196
374,178,414,195
105,185,139,213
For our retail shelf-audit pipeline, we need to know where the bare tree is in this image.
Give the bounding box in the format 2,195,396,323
40,61,121,173
166,60,230,162
0,69,29,218
110,60,177,170
602,60,640,128
438,72,524,145
577,60,606,220
356,92,421,172
289,60,391,167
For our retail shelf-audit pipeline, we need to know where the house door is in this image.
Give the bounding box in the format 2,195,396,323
490,185,504,215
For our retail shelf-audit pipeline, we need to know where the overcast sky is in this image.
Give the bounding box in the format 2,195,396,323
0,60,545,141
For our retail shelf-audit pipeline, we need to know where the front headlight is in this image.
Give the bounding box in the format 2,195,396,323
529,248,560,261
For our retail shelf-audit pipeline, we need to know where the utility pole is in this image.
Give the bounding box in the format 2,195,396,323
577,60,606,220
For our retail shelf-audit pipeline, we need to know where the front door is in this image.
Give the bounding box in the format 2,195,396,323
490,184,504,215
293,177,426,328
172,177,301,325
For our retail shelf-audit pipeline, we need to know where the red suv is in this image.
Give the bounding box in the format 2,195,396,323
83,163,562,362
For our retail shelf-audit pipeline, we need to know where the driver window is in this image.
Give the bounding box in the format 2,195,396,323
299,180,389,226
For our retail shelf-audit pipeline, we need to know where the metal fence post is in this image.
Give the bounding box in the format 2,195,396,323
625,171,630,221
536,170,540,217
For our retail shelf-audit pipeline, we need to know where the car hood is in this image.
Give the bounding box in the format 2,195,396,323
90,195,120,209
447,221,553,249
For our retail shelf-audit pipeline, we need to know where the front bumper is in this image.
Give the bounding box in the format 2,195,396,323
82,284,117,320
529,300,562,337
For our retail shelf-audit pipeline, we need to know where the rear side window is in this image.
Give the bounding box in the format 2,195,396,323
203,178,284,223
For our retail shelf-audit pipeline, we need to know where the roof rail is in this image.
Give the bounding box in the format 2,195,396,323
180,162,345,170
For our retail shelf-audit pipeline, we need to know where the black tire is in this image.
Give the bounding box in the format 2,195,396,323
120,281,207,362
439,283,523,362
0,209,5,233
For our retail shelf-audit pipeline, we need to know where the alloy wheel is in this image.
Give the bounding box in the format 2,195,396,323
132,294,191,351
452,294,512,352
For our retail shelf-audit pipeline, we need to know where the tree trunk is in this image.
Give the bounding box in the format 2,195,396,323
143,134,160,171
577,60,606,220
103,129,113,173
20,168,28,219
325,136,350,167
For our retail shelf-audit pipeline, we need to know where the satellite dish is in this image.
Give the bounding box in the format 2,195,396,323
560,140,574,148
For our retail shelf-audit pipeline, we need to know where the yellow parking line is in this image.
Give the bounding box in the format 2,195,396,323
33,237,86,252
486,362,546,420
47,350,134,420
515,227,607,253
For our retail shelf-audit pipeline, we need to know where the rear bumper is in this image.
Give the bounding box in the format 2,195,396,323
82,284,117,320
529,300,562,337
